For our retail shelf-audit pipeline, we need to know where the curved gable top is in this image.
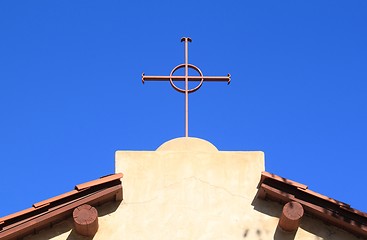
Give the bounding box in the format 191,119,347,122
156,137,218,152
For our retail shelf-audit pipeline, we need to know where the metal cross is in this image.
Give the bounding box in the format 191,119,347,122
142,37,230,137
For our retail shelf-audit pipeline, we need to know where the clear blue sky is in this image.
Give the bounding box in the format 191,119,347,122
1,1,366,217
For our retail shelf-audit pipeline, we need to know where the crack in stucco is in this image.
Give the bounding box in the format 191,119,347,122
189,176,248,200
124,175,249,205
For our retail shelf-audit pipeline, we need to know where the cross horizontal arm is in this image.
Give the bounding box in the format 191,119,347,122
142,73,231,84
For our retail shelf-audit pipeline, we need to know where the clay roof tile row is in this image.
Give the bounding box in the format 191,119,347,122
0,173,123,240
257,171,367,238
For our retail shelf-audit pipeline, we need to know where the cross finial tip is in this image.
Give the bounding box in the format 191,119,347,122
227,73,231,85
142,72,145,84
181,37,192,42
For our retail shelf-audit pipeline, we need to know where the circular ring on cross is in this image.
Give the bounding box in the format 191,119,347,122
169,64,204,93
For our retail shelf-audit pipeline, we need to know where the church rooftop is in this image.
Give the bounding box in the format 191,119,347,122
1,170,366,239
0,173,122,240
257,171,367,238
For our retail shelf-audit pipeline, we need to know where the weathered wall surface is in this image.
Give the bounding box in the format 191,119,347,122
25,138,360,240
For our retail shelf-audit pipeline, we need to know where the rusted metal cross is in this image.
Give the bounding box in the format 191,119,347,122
142,37,230,137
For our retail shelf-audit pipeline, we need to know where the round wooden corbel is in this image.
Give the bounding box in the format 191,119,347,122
278,201,304,232
73,204,99,236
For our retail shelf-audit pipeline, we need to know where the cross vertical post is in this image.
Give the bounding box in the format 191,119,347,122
142,37,231,137
183,37,190,137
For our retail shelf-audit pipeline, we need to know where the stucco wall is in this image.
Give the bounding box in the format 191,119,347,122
25,137,360,240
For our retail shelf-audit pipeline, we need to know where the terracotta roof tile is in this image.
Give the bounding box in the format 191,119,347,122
33,190,79,209
75,173,123,190
257,171,367,238
0,173,123,240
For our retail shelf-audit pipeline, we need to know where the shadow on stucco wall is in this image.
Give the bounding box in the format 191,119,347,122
66,200,122,240
252,197,359,240
96,200,121,217
66,229,93,240
273,226,297,240
24,201,122,240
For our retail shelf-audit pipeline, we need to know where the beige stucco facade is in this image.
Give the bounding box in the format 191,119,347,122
25,137,359,239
